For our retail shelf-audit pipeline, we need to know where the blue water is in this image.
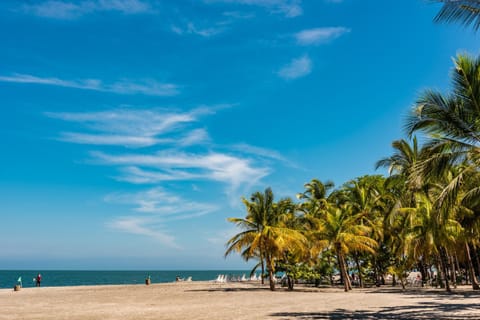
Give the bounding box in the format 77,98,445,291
0,270,251,289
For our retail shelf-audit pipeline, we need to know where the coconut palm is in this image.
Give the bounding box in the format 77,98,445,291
307,203,378,291
225,188,305,291
405,53,480,221
434,0,480,31
339,176,388,287
406,53,480,170
376,137,424,193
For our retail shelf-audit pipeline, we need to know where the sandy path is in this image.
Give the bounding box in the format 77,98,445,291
1,281,480,319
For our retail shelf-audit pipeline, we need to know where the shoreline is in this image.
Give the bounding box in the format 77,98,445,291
2,281,480,319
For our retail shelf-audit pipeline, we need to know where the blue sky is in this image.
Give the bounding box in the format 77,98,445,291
0,0,479,270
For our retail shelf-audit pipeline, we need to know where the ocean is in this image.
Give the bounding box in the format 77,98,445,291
0,270,252,289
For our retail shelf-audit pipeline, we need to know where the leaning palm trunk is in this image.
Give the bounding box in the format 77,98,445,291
336,245,352,291
465,242,480,290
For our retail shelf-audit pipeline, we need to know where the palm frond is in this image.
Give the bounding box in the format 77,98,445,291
434,0,480,31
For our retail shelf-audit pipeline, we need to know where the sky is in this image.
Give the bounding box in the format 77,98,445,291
0,0,479,270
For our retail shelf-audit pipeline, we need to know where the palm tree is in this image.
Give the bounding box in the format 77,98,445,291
406,54,480,175
307,203,378,291
225,188,305,291
406,53,480,228
340,176,387,287
376,137,423,193
434,0,480,31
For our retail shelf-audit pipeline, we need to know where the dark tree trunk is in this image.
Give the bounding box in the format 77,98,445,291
260,246,265,285
439,247,452,292
328,255,334,286
449,253,457,289
287,275,294,291
354,254,363,288
418,260,427,287
473,244,480,282
434,256,443,288
465,242,480,290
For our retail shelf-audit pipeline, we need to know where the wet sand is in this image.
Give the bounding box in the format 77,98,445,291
1,281,480,319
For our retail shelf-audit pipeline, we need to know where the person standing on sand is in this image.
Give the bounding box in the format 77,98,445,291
36,274,42,287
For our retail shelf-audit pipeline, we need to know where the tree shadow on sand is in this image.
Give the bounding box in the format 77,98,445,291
270,301,480,319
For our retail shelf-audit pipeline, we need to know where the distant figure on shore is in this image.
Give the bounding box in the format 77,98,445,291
36,274,42,287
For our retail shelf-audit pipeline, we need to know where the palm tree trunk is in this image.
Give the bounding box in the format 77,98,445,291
449,252,457,289
439,247,452,292
336,254,344,287
465,242,480,290
336,245,351,292
354,255,363,288
266,255,275,291
454,252,461,281
418,260,427,287
328,255,334,286
260,255,265,285
260,240,265,285
268,268,275,291
473,244,480,283
434,255,443,288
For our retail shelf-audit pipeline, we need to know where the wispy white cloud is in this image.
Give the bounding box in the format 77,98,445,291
205,0,303,18
0,74,179,96
172,22,224,37
106,187,218,247
179,128,211,146
22,0,152,19
57,133,166,148
117,166,198,184
108,216,180,248
105,187,218,218
278,55,312,80
93,150,270,196
295,27,350,46
232,143,286,162
46,108,215,148
47,105,280,205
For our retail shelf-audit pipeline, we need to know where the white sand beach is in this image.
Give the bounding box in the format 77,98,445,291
1,281,480,319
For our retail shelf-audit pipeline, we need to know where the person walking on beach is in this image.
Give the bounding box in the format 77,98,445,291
35,274,42,287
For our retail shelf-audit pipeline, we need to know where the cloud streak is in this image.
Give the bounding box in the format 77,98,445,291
108,216,180,248
105,187,218,217
93,150,270,195
0,74,179,96
46,108,214,148
105,187,218,247
22,0,152,19
295,27,350,45
172,22,224,37
278,55,312,80
205,0,303,18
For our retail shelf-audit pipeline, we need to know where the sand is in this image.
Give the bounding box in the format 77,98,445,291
1,281,480,319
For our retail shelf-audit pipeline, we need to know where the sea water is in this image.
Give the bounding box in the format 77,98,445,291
0,270,251,289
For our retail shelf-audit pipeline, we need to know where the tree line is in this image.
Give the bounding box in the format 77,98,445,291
225,1,480,292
